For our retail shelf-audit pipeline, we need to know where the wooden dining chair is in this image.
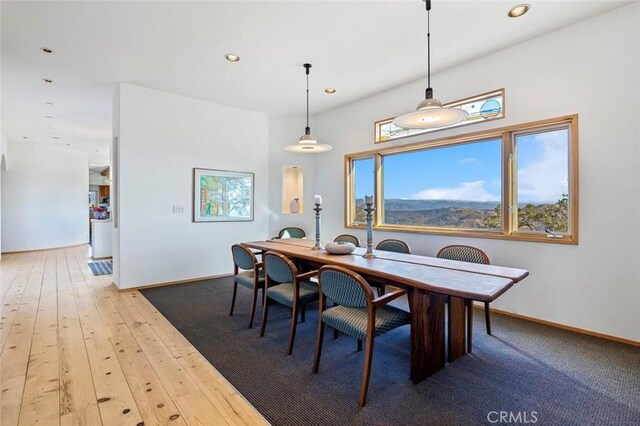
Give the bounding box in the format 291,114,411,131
230,244,265,328
375,239,411,254
260,251,319,355
436,245,492,335
312,265,410,406
333,234,361,247
275,227,306,239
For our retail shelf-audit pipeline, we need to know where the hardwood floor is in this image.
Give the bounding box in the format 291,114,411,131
0,246,268,425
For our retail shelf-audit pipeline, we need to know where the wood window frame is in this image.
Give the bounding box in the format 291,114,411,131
345,115,579,245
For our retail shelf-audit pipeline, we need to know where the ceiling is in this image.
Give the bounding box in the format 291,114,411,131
1,0,630,165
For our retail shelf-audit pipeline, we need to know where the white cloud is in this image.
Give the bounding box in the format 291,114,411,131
411,180,500,202
517,131,569,203
457,157,480,165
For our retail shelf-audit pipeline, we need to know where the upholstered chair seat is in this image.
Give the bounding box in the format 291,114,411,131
235,269,265,289
322,305,410,341
266,280,319,307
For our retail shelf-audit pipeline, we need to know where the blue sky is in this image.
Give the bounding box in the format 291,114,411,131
355,129,568,204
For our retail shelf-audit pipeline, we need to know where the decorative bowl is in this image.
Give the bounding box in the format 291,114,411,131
324,242,356,255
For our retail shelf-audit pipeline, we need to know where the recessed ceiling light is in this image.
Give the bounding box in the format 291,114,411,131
43,78,53,83
45,101,54,105
45,116,54,119
66,143,71,146
40,47,53,54
324,88,336,94
94,149,99,152
225,53,240,62
53,136,60,139
508,4,530,18
22,136,28,139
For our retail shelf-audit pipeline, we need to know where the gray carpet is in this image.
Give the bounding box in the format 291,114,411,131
141,276,640,426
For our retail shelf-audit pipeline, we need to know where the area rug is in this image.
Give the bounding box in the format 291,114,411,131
88,260,112,276
141,276,640,426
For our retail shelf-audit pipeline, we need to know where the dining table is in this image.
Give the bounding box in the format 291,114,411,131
242,238,529,384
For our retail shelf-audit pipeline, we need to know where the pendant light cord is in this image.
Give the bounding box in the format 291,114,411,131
425,0,433,99
304,63,311,134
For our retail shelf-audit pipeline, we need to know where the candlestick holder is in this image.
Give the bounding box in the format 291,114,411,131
312,203,324,251
363,199,376,258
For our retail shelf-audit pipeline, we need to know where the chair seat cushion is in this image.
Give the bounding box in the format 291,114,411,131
322,305,410,340
266,280,318,307
235,269,265,289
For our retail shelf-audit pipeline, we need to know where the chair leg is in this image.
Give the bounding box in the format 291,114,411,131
312,319,325,373
377,285,386,297
248,286,258,329
485,302,492,335
466,301,473,353
357,339,362,352
333,328,339,339
259,298,270,337
287,303,299,355
358,333,375,407
300,304,306,323
229,282,238,316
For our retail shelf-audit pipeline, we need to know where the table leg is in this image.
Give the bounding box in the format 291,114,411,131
448,296,467,362
409,289,446,384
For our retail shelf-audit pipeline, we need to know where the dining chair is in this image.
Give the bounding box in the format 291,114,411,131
260,251,319,355
312,265,410,406
436,245,492,335
333,234,361,247
230,244,265,328
275,227,306,239
375,239,411,254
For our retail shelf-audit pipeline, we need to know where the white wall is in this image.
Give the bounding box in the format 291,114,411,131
312,4,640,341
1,140,89,252
113,83,271,289
268,114,317,237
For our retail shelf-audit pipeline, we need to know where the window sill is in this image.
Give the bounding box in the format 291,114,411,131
345,224,577,245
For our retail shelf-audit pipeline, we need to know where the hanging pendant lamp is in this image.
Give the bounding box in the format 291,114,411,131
284,63,332,153
393,0,468,129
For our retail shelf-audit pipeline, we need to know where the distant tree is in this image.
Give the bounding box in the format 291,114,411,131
482,204,502,229
481,194,568,232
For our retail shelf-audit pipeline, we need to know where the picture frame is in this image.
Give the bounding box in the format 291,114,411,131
192,168,254,222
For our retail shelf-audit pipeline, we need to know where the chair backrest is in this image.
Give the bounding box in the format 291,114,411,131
334,234,361,247
278,227,306,239
318,265,373,308
376,239,411,254
231,244,258,270
263,251,298,283
436,245,490,265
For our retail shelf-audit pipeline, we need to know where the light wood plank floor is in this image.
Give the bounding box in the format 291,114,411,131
0,246,268,426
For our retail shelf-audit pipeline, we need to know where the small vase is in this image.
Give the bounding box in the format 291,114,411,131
289,198,300,214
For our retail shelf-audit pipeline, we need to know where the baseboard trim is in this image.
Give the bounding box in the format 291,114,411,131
477,304,640,347
111,273,233,292
2,243,87,254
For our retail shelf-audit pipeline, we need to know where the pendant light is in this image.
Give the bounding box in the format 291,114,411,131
284,63,332,153
393,0,468,129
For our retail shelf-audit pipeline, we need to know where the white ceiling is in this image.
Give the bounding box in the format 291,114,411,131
1,0,631,165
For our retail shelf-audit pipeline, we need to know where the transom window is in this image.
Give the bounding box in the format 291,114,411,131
346,115,578,244
375,89,505,143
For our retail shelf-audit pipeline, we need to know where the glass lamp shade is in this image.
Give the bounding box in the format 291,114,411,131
393,98,468,129
284,133,333,153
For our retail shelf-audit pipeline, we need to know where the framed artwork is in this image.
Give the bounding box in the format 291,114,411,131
193,168,254,222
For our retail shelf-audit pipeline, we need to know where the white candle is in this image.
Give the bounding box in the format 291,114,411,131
365,195,373,204
314,195,322,205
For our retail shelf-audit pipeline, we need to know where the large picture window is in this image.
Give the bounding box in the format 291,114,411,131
346,115,578,244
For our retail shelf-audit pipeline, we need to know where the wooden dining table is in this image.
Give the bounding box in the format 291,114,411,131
243,238,529,384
